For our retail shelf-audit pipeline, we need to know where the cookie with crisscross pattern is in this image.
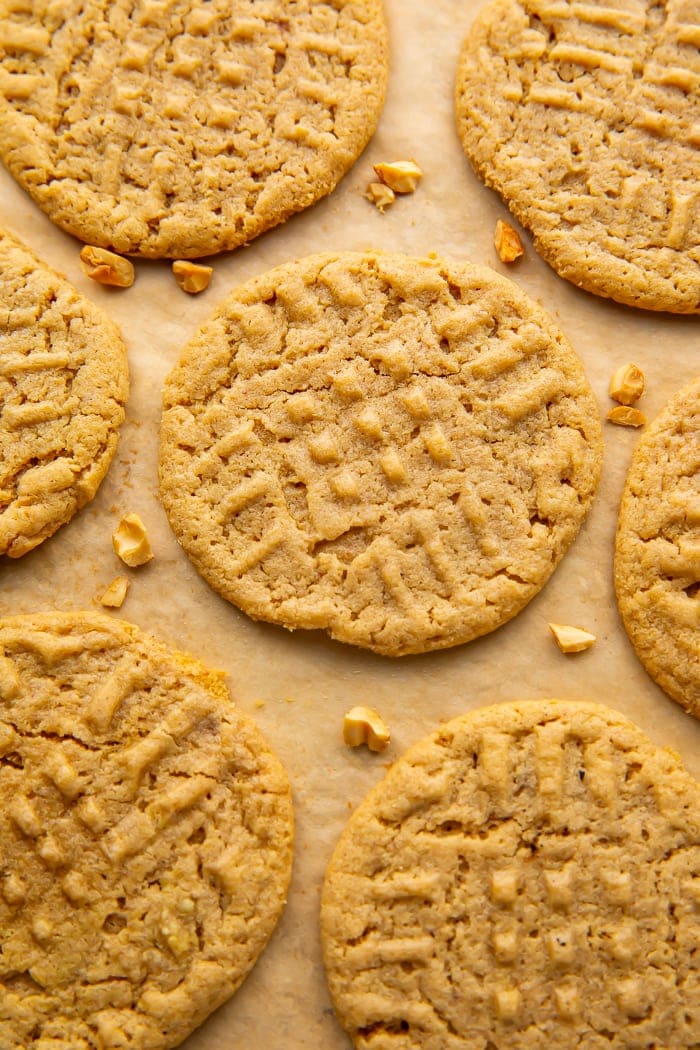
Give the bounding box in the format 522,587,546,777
159,250,602,656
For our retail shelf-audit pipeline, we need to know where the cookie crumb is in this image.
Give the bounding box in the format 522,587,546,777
112,513,153,567
549,622,596,653
98,576,130,608
343,706,391,752
494,219,524,263
79,245,134,288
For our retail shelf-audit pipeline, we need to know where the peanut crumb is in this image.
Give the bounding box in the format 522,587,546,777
549,623,596,653
609,363,645,406
172,260,213,294
79,245,134,288
98,576,130,609
365,181,396,212
343,706,391,752
607,406,646,427
373,159,422,194
494,220,524,263
112,513,153,567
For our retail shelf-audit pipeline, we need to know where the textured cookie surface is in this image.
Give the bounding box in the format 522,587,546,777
321,699,700,1049
0,0,387,258
0,612,294,1049
0,228,129,558
455,0,700,313
159,251,602,657
615,375,700,718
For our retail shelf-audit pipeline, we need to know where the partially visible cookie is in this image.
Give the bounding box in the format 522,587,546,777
615,375,700,718
0,228,129,558
455,0,700,313
159,250,602,657
0,611,294,1050
0,1,388,258
321,699,700,1049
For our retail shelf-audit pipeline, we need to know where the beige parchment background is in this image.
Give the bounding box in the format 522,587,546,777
1,2,699,1047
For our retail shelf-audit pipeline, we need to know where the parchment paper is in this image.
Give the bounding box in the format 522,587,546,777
1,2,699,1047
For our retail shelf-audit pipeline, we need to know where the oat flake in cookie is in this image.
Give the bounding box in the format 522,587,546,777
159,251,602,657
321,700,700,1049
0,611,294,1050
0,0,388,258
455,0,700,313
0,228,129,558
615,375,700,719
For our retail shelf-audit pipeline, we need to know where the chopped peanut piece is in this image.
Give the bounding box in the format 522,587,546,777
98,576,130,608
494,220,524,263
365,181,396,212
343,706,391,752
79,245,134,288
172,260,213,294
607,406,646,427
609,363,645,406
112,513,153,567
549,623,597,653
373,159,422,194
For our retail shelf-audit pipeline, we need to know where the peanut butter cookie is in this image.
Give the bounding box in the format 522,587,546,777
0,611,294,1050
615,375,700,718
322,699,700,1048
159,251,602,656
0,0,387,258
0,228,129,558
456,0,700,313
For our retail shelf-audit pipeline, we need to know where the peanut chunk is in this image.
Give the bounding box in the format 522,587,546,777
79,245,134,288
98,576,130,608
373,159,422,194
609,363,645,406
172,260,213,294
112,514,153,567
494,220,524,263
343,706,391,752
365,181,396,212
607,406,646,427
549,623,596,653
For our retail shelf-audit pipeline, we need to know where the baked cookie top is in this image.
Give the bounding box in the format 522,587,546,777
0,611,294,1050
321,699,700,1049
455,0,700,314
159,250,602,657
0,0,387,258
615,375,700,718
0,228,129,558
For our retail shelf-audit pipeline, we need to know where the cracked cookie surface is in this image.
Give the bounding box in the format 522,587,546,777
455,0,700,313
0,611,294,1049
615,375,700,719
159,250,602,657
0,228,129,558
321,699,700,1049
0,0,387,258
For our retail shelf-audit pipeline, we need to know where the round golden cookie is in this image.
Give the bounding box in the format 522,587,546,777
321,699,700,1049
455,0,700,314
0,611,294,1050
159,250,602,657
0,1,387,258
615,375,700,719
0,228,129,558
